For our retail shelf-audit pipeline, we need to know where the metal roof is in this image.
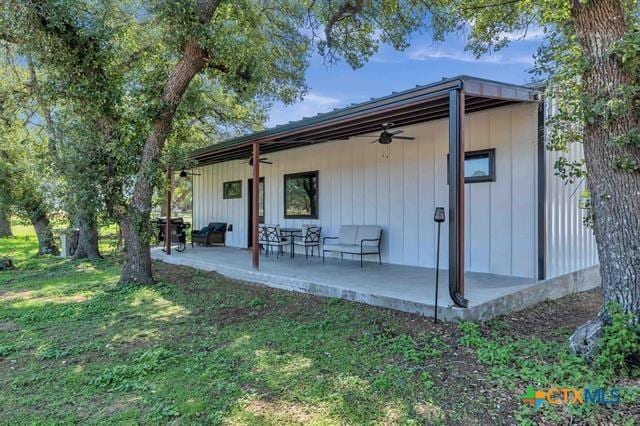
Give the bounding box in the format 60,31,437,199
192,75,539,166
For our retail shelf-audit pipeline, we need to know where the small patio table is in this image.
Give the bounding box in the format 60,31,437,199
279,227,302,258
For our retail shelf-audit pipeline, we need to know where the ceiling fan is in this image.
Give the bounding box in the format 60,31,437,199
352,123,415,144
244,154,272,166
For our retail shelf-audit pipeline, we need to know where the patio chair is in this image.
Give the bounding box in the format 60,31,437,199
322,225,383,267
191,222,227,247
258,224,289,258
293,225,322,259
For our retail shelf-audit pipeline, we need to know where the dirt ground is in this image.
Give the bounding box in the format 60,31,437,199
155,262,625,425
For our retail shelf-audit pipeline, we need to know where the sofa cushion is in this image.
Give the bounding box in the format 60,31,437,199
360,245,380,253
338,225,358,245
356,226,382,246
210,222,226,232
338,244,362,254
323,243,358,253
323,243,379,254
199,226,209,234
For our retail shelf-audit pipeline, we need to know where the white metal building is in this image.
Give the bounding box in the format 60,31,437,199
185,76,598,308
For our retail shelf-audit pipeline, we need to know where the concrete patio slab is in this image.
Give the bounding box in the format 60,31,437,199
151,246,600,321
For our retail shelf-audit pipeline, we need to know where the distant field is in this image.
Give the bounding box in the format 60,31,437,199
7,224,33,238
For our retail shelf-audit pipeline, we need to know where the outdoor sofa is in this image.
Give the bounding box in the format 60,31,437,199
322,225,383,267
191,222,227,247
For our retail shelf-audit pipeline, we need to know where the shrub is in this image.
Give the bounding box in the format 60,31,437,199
595,303,640,376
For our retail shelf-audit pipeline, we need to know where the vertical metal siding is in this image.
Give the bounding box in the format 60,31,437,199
192,103,538,277
544,98,599,278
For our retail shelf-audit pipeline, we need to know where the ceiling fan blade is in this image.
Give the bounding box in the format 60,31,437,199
393,136,415,140
370,139,380,144
260,160,273,164
388,130,403,135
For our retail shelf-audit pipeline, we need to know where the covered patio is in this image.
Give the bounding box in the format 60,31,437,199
158,75,601,319
162,75,542,313
151,246,598,321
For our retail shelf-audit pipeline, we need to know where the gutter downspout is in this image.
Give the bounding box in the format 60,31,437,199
448,88,469,308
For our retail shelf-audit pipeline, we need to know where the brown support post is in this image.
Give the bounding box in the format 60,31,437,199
537,100,547,281
252,141,260,269
448,89,468,307
165,166,172,255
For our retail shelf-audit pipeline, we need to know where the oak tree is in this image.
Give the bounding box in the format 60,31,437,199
0,67,59,255
2,0,445,283
451,0,640,352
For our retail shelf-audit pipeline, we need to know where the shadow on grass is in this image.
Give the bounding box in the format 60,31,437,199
2,235,634,424
0,242,457,424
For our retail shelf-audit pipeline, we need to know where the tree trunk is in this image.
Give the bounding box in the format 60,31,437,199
119,214,154,284
119,0,218,284
72,212,101,260
28,47,103,261
0,206,12,237
569,0,640,352
29,211,59,256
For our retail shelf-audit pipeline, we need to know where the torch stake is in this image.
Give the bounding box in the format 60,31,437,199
434,220,441,324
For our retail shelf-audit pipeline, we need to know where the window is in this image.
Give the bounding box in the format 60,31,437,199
447,149,496,183
284,171,319,219
223,180,242,199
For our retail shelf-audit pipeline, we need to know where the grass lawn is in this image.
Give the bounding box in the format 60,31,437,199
0,228,638,425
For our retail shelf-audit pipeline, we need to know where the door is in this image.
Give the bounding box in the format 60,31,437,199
247,177,265,248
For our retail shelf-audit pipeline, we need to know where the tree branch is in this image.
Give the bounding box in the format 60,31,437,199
324,0,365,49
131,0,220,212
26,55,59,162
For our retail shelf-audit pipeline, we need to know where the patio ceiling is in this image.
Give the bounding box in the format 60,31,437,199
192,75,539,166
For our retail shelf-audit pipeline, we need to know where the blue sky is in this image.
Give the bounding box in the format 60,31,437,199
267,29,544,127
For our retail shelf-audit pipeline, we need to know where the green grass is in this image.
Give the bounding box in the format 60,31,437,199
0,228,637,425
458,322,639,424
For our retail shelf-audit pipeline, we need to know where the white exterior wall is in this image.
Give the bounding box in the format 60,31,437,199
544,101,599,278
193,103,539,278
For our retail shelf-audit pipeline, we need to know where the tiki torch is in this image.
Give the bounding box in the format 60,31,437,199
433,207,445,324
